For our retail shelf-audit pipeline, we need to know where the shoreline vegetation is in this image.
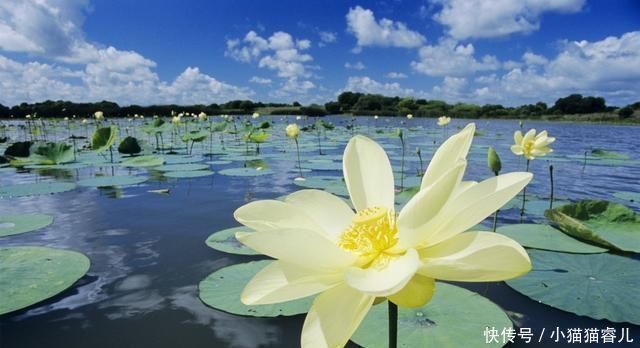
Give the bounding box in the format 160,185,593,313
0,92,638,124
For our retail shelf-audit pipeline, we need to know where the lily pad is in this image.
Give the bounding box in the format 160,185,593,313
496,224,606,254
352,283,511,348
218,167,274,177
545,200,640,253
0,213,54,237
293,175,349,197
77,175,148,187
0,182,76,198
205,226,258,255
120,155,164,168
506,250,640,324
163,170,214,178
155,163,209,171
91,126,118,153
0,246,91,315
198,260,312,317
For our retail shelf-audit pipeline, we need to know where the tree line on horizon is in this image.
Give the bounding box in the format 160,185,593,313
0,93,637,119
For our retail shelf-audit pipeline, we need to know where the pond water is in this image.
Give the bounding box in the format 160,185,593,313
0,116,638,347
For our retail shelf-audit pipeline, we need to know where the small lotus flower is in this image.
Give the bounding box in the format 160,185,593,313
234,123,532,347
64,117,69,121
438,116,451,126
406,114,413,119
172,116,181,125
252,112,260,119
511,129,555,160
94,111,104,120
296,115,302,120
374,115,379,120
82,119,88,124
286,123,300,138
199,112,208,121
178,112,184,118
26,114,32,119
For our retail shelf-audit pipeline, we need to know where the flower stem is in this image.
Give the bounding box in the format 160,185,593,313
549,164,555,210
520,159,530,223
399,136,405,191
295,138,303,179
492,170,499,232
389,301,398,348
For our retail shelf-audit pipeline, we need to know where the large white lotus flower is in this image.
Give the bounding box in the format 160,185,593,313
94,111,104,120
234,123,532,348
511,129,555,160
198,112,208,121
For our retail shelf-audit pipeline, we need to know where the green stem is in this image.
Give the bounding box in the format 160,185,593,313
399,137,405,191
492,170,499,231
549,164,555,210
389,301,398,348
520,160,530,223
295,138,303,178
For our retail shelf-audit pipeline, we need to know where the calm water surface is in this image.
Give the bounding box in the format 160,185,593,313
0,117,638,347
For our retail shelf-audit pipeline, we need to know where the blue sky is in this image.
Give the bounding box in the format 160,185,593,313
0,0,639,107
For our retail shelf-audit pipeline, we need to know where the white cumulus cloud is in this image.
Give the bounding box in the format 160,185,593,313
411,38,500,76
346,6,426,51
431,0,585,39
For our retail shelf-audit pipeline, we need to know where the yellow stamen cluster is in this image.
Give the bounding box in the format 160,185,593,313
338,206,398,261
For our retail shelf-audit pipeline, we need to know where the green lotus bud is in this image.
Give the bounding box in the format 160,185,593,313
487,146,502,175
395,128,403,139
416,147,421,155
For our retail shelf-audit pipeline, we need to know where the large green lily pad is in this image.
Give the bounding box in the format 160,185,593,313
506,250,640,324
155,163,209,172
205,226,258,255
91,126,118,153
218,167,274,177
352,283,511,348
77,175,148,187
0,213,54,237
496,224,606,254
163,170,214,178
0,182,76,198
545,200,640,253
198,260,312,317
0,246,91,315
120,155,164,168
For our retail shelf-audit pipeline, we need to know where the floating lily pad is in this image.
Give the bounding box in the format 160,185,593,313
155,163,209,171
198,260,312,317
506,250,640,324
120,155,164,167
293,175,349,197
0,246,91,315
497,224,606,254
218,167,274,177
206,160,232,165
77,175,148,187
0,213,54,238
162,155,204,164
163,170,214,178
545,200,640,253
205,226,258,255
24,162,89,170
0,182,76,198
352,283,511,348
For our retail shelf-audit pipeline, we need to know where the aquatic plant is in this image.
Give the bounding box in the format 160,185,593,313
232,123,532,347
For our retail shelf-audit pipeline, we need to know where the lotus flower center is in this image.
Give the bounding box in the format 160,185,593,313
522,139,534,155
338,206,398,259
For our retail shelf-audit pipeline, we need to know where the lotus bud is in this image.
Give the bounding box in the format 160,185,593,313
487,146,502,175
